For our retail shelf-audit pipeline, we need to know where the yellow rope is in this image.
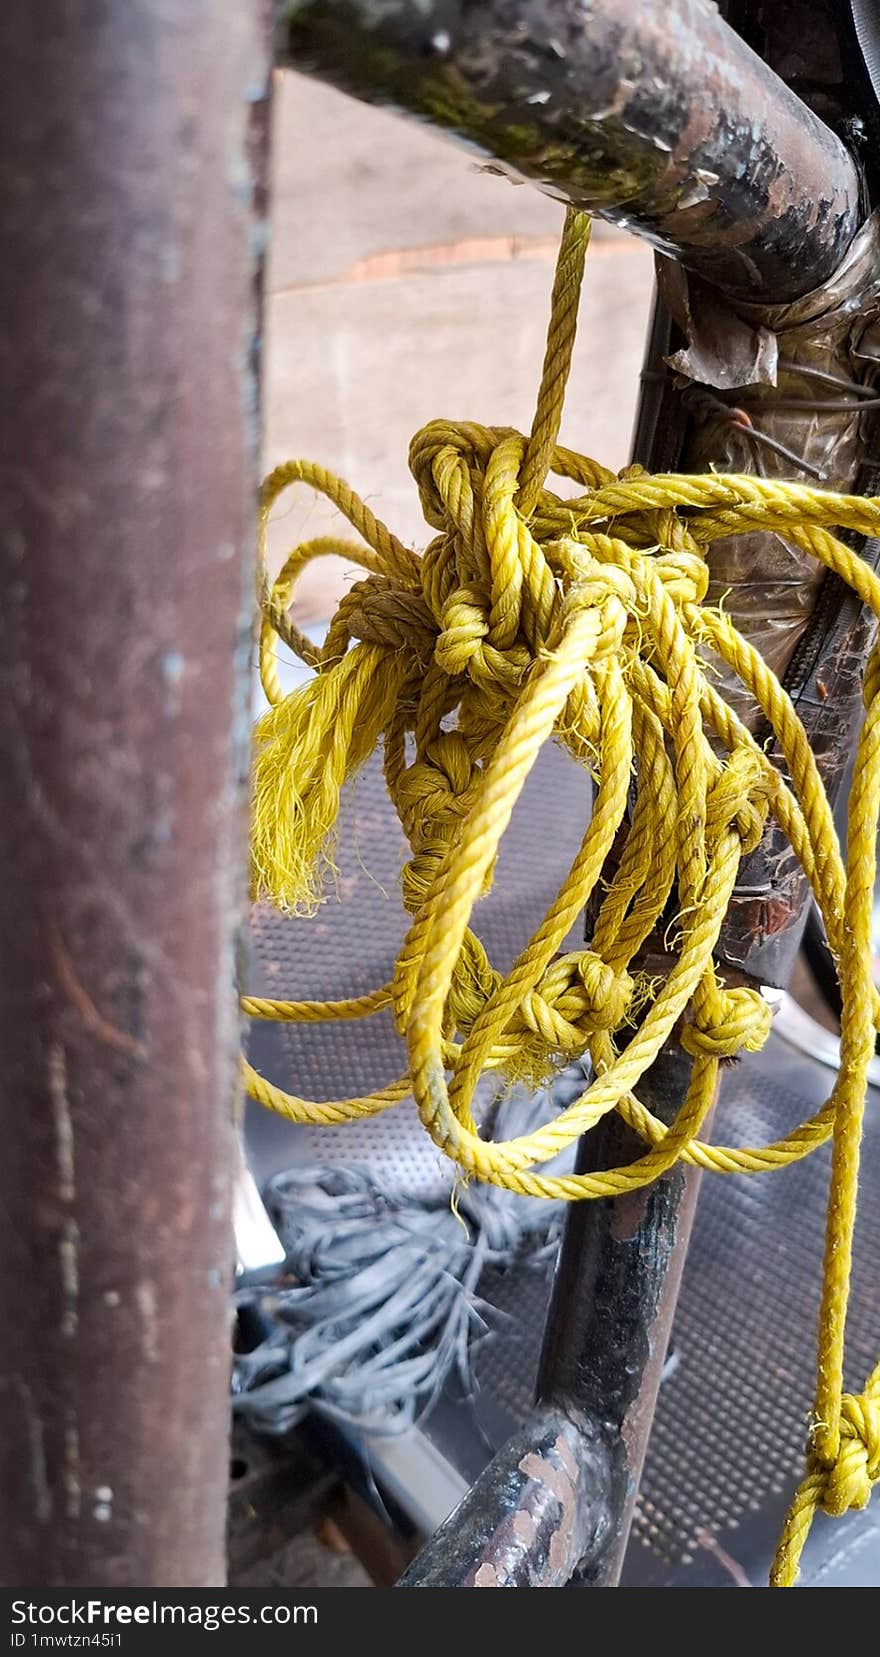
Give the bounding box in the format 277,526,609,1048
245,209,879,1583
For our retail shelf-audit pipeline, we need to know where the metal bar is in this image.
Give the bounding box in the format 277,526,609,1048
398,1406,614,1587
719,500,880,986
535,1049,708,1584
398,1052,704,1588
278,0,861,302
639,232,880,986
0,2,270,1586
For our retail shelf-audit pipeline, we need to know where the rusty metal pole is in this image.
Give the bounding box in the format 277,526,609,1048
280,0,862,303
399,1407,614,1588
535,1050,709,1585
0,2,270,1586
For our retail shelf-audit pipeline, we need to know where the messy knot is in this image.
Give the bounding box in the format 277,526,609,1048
652,550,709,607
682,984,773,1059
398,732,480,828
328,577,437,660
575,951,634,1029
514,952,634,1070
398,733,488,915
706,748,771,853
249,203,880,1594
814,1390,880,1517
445,931,503,1039
434,586,531,692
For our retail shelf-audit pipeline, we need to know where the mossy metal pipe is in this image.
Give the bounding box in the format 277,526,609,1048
278,0,861,303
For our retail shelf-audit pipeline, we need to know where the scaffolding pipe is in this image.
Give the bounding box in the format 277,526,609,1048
279,0,862,303
0,0,270,1586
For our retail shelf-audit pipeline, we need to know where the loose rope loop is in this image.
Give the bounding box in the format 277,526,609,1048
246,209,880,1582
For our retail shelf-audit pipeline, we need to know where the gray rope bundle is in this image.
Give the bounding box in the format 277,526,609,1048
233,1068,584,1436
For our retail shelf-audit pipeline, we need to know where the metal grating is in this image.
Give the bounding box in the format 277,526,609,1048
469,1048,880,1583
629,1056,880,1577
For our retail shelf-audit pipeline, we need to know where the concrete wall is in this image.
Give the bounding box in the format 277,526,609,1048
264,71,656,623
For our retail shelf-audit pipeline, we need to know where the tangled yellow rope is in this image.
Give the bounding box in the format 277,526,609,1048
244,210,879,1584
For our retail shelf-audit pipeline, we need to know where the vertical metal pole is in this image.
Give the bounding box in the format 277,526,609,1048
0,2,270,1586
536,1050,709,1584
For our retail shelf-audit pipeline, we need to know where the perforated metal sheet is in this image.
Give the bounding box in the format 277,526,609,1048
469,1045,880,1585
627,1051,880,1584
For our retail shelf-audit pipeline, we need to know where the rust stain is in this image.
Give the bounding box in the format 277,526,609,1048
51,924,144,1058
274,228,645,297
610,1186,652,1242
754,893,798,941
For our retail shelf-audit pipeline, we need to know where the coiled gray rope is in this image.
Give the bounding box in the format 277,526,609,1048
233,1067,584,1436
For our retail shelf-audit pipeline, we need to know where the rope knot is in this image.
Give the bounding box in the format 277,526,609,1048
446,931,503,1038
422,731,476,801
513,952,634,1068
652,550,709,607
706,748,770,853
397,734,489,917
397,733,480,835
435,586,531,692
574,950,634,1030
814,1392,880,1516
681,984,773,1060
434,586,489,677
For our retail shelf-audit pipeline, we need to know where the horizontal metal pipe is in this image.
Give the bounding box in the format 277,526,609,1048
398,1406,614,1587
278,0,861,302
